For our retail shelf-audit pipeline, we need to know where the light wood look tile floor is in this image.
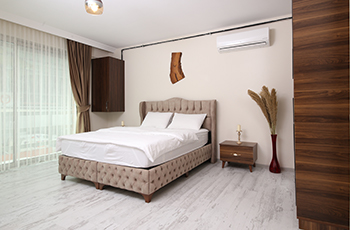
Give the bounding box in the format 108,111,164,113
0,160,299,230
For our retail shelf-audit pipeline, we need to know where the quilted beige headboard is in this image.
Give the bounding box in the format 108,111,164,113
139,97,217,163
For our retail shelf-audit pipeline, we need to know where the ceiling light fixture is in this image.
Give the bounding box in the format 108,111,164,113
85,0,103,15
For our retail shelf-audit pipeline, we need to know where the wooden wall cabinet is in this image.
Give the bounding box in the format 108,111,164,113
92,57,125,112
293,0,349,229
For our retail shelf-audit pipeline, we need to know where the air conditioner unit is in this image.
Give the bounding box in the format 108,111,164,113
217,27,270,52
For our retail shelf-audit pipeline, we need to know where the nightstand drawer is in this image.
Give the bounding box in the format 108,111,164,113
220,146,254,164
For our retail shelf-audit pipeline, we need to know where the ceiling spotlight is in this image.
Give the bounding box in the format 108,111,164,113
85,0,103,15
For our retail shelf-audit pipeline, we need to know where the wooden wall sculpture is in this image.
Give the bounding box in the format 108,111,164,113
170,52,185,84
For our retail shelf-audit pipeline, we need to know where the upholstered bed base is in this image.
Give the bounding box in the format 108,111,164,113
59,98,217,203
59,144,211,202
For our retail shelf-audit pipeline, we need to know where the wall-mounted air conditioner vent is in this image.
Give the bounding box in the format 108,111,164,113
217,27,270,52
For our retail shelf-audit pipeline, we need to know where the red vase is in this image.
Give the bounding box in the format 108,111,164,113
269,134,281,173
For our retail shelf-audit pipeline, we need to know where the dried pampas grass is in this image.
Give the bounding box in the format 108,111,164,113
248,86,278,134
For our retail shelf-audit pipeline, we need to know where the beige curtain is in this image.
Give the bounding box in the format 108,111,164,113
67,40,92,133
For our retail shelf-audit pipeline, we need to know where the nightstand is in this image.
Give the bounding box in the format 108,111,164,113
220,140,257,172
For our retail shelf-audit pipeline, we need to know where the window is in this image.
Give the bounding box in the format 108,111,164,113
0,19,76,171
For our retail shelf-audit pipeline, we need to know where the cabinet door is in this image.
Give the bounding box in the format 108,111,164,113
92,57,109,112
91,57,125,112
108,58,125,112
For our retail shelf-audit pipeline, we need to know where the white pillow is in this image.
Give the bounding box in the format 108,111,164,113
167,113,207,130
141,112,173,129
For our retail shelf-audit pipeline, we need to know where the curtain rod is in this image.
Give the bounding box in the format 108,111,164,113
120,16,292,60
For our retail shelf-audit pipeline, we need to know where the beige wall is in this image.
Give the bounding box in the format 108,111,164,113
91,19,294,168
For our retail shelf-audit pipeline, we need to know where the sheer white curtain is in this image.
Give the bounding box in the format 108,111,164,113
0,19,76,171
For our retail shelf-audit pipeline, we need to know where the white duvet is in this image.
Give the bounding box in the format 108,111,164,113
56,127,199,162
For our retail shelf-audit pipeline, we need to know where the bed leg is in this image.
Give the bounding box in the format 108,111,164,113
93,182,100,189
141,193,153,203
61,174,66,180
98,183,105,190
185,172,189,177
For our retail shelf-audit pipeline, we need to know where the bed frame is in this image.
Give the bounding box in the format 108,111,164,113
59,98,217,202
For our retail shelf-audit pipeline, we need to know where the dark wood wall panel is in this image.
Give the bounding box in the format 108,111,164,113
295,90,349,105
293,0,347,20
296,188,349,227
293,27,348,47
296,162,349,183
293,0,349,229
294,70,348,91
294,104,348,123
295,145,349,168
299,219,347,230
294,45,348,68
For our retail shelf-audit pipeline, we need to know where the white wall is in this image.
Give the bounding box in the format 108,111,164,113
91,19,294,168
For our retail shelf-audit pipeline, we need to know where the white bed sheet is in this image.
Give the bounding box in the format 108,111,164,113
58,127,208,168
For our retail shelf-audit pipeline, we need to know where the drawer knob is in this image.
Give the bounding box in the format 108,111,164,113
232,153,241,157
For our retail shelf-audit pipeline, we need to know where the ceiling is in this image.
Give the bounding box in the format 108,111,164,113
0,0,292,52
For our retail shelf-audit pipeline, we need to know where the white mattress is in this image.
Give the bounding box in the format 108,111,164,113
59,128,208,168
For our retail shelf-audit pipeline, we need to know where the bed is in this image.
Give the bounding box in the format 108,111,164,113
58,97,217,202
